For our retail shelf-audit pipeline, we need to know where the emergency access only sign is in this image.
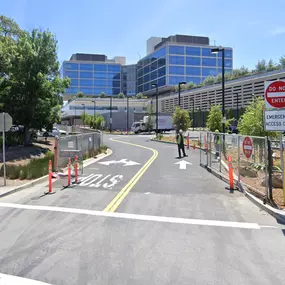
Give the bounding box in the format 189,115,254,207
264,109,285,131
265,80,285,109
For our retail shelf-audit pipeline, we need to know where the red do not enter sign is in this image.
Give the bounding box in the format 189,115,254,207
265,80,285,109
242,136,253,159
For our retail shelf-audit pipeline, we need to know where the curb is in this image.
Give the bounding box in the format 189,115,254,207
0,148,113,199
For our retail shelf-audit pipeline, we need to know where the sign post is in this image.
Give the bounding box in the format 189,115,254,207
0,113,13,186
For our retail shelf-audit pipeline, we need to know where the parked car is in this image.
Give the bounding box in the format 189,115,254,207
42,127,67,137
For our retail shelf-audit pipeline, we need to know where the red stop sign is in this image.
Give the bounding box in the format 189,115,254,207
265,80,285,108
243,137,253,159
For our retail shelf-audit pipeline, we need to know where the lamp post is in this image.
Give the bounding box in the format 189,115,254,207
152,83,159,136
190,98,194,131
82,104,85,127
235,93,239,121
74,106,76,126
126,96,129,133
109,97,112,132
211,47,225,133
178,81,186,107
92,100,96,118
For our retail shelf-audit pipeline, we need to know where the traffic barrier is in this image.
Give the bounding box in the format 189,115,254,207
48,160,53,193
187,133,190,150
228,155,234,190
74,155,78,184
67,158,71,187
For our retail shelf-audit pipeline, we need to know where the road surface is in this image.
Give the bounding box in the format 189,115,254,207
0,134,285,285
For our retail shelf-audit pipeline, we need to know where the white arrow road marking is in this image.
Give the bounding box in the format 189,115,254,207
98,158,140,167
0,273,52,285
175,160,192,170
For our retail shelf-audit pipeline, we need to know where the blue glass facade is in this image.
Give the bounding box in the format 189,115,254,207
137,44,233,93
63,62,121,96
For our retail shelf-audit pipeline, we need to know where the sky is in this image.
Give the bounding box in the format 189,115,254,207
1,0,285,70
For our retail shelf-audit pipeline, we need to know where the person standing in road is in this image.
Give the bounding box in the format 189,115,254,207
214,129,220,159
176,129,187,158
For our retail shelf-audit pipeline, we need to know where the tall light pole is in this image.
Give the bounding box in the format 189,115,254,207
212,47,225,133
152,83,159,136
82,104,85,127
92,100,96,118
190,98,194,131
178,81,186,107
126,96,129,133
109,97,112,132
235,93,239,121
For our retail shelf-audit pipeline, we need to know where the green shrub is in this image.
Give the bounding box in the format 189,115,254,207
19,169,27,180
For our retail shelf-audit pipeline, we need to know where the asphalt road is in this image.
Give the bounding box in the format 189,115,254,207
0,134,285,285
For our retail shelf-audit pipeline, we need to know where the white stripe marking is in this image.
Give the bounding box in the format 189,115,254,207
0,202,261,229
0,273,52,285
267,91,285,98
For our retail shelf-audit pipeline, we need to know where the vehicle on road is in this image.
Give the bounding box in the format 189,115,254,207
131,115,173,134
41,127,67,137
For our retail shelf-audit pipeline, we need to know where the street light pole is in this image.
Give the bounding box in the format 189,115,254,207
126,96,129,133
211,47,225,133
190,98,194,131
178,81,186,107
110,97,112,132
152,83,159,136
92,100,96,118
82,104,85,127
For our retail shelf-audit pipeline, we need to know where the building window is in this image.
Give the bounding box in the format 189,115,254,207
80,71,93,78
158,67,166,77
70,78,79,87
109,81,120,88
108,65,121,72
224,49,232,58
94,64,107,72
151,61,158,71
169,45,185,55
169,76,185,85
79,88,93,95
94,72,107,79
65,71,78,78
158,58,166,68
218,68,232,75
202,48,216,57
112,88,121,95
158,76,166,87
218,59,232,68
186,56,201,66
144,73,150,82
186,66,201,76
186,76,201,84
80,79,93,87
80,63,93,70
94,79,107,87
202,67,217,77
169,65,184,75
66,87,79,94
64,63,79,70
143,65,150,74
151,71,157,80
94,88,107,94
186,47,200,56
169,55,185,65
143,83,150,92
202,57,217,67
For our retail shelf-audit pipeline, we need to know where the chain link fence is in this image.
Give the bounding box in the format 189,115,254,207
56,132,102,174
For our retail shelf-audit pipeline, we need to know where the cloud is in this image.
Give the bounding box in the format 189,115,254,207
270,26,285,36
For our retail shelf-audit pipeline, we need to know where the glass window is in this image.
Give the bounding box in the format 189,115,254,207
169,45,185,55
169,55,184,65
151,71,157,80
70,78,78,87
151,61,158,71
108,81,120,88
144,73,150,82
108,65,120,72
94,79,107,87
138,69,143,78
138,86,143,93
158,58,166,68
79,88,93,95
66,87,79,94
186,67,201,76
157,47,166,58
144,65,150,74
138,78,143,85
186,77,201,84
94,72,107,79
80,71,93,78
94,88,107,94
158,76,166,87
94,64,107,72
80,79,93,87
107,73,120,79
64,62,79,70
143,83,150,92
169,65,184,75
186,57,200,66
218,68,232,75
158,67,166,77
218,59,232,68
112,88,120,95
202,57,217,67
202,67,217,77
186,47,200,56
80,63,93,70
169,76,185,85
224,49,232,58
65,71,78,78
202,48,216,57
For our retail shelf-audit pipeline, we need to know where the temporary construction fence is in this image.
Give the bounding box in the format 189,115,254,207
55,131,102,175
199,131,274,201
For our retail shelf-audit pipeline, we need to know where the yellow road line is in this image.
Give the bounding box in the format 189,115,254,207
103,139,158,212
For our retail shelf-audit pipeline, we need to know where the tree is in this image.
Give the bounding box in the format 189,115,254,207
135,92,147,99
255,59,267,72
145,102,154,132
76,91,84,98
279,56,285,69
186,82,197,90
227,108,234,119
99,92,107,98
206,105,222,132
238,97,277,137
172,107,191,132
267,59,278,71
117,92,125,99
0,28,70,144
202,76,215,86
